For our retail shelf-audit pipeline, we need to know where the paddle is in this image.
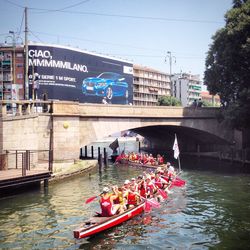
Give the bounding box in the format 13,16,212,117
85,195,99,204
158,188,168,199
151,181,168,200
144,200,152,212
133,192,161,209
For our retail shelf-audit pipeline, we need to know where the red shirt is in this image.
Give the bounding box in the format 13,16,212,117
100,196,113,217
127,192,137,206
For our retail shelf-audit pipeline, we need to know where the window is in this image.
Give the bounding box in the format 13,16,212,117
16,53,23,58
17,74,23,79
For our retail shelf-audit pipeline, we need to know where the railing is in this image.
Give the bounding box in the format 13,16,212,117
0,150,53,176
0,100,53,116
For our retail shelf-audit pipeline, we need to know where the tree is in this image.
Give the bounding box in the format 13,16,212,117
157,96,182,106
202,100,213,107
204,0,250,129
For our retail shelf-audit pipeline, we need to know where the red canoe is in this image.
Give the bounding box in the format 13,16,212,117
115,159,159,169
73,201,145,239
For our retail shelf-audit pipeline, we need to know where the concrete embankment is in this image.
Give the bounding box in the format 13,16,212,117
49,159,98,183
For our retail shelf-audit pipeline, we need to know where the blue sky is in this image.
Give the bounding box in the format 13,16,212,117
0,0,232,80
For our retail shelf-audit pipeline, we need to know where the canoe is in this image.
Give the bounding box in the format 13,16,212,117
73,201,145,239
115,159,159,170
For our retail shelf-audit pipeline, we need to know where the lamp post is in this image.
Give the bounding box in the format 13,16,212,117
165,51,176,98
24,7,29,100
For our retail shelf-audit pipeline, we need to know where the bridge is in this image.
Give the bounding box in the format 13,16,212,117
0,100,239,165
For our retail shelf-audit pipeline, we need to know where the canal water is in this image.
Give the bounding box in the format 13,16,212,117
0,150,250,249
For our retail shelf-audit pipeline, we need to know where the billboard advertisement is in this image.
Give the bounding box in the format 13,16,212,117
28,44,133,104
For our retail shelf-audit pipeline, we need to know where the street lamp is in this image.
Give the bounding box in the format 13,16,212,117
165,51,176,98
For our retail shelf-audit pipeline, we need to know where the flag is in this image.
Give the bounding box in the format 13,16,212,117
109,138,119,151
172,135,180,159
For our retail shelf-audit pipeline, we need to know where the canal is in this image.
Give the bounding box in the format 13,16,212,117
0,156,250,249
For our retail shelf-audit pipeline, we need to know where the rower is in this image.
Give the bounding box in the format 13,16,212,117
100,186,123,217
145,175,157,198
137,175,146,198
130,177,138,192
126,185,139,209
154,171,168,190
113,187,126,209
122,180,131,207
156,154,164,165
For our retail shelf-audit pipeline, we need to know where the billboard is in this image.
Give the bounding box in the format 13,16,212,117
28,44,133,104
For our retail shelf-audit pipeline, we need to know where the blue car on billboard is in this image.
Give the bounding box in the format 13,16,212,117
82,72,128,101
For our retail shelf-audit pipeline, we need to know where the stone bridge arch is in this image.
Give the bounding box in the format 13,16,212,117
79,116,233,154
1,101,238,162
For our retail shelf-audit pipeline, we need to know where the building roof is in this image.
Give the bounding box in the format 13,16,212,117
200,91,220,100
133,64,169,75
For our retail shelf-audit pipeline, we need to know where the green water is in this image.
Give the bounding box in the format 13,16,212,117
0,157,250,249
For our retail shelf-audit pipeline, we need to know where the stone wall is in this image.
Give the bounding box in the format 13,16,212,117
52,116,80,162
2,115,39,150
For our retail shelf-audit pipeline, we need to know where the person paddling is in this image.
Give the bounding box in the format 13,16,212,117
126,185,139,209
100,186,123,217
145,175,157,198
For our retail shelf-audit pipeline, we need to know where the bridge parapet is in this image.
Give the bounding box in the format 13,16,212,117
0,100,220,119
51,101,220,118
0,100,52,117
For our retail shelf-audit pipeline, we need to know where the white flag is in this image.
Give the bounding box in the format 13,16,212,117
173,135,180,159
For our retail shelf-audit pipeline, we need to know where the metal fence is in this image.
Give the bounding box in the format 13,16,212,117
0,150,53,175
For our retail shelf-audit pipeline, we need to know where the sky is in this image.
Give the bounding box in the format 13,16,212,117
0,0,233,81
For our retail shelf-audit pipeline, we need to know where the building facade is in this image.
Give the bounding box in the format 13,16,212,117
0,46,24,100
133,64,171,106
172,73,202,107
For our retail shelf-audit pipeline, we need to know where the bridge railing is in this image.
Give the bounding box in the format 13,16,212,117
0,100,220,118
0,100,53,116
51,101,220,118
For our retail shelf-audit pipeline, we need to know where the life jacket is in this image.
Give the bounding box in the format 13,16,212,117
138,182,146,198
162,172,172,182
100,196,113,217
154,177,163,189
158,156,164,165
146,183,155,197
127,192,137,206
168,172,173,181
113,191,124,205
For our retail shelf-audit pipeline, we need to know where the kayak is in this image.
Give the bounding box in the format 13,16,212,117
73,201,145,239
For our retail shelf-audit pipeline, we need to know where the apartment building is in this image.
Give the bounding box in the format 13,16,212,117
172,73,202,107
133,64,171,106
0,46,24,100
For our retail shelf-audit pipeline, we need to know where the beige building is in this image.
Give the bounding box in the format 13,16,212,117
200,91,220,106
0,46,24,100
133,64,171,106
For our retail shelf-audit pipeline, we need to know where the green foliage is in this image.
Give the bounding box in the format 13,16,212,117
204,0,250,129
157,96,182,106
202,100,213,107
